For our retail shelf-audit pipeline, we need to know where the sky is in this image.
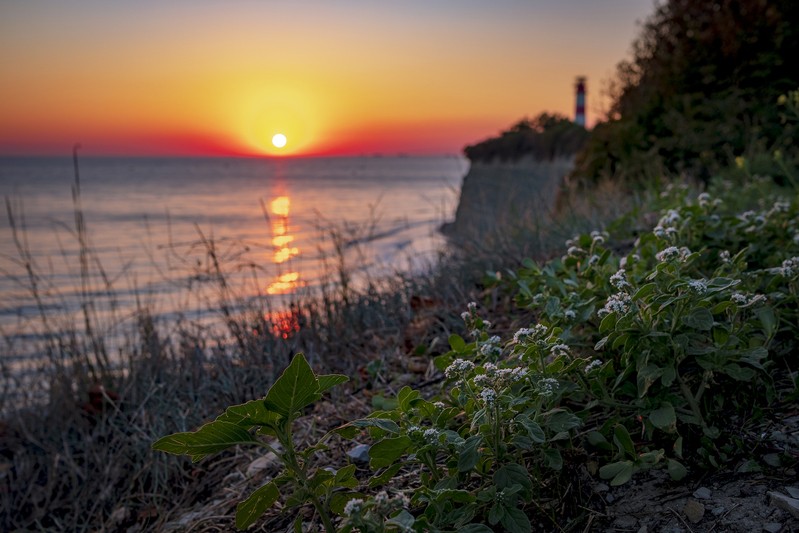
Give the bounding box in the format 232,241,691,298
0,1,655,157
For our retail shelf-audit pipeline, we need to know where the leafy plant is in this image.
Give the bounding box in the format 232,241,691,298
153,353,349,531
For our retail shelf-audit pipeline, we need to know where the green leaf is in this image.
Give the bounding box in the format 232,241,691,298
633,282,657,301
724,363,756,381
264,353,320,418
516,415,545,443
649,402,677,432
153,420,257,462
460,525,495,533
494,463,533,492
216,399,280,428
599,460,635,486
368,463,403,488
667,459,688,481
352,418,400,434
386,510,416,529
458,435,482,472
449,334,466,352
488,502,505,525
637,364,663,397
613,424,636,457
235,481,280,530
334,464,358,488
756,306,777,338
682,307,714,331
586,430,612,451
500,506,533,533
543,448,563,470
546,410,581,433
317,374,348,394
397,386,421,412
329,491,365,515
369,436,411,469
599,312,618,333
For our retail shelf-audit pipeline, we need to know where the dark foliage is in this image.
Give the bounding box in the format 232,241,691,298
573,0,799,183
464,113,589,163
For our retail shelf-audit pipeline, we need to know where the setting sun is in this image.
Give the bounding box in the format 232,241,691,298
272,133,287,148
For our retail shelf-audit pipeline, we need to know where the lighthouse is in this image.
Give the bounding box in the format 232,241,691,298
575,77,586,127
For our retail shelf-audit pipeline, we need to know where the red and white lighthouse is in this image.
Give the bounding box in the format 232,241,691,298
575,77,586,127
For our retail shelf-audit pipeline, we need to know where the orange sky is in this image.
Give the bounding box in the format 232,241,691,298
0,1,654,157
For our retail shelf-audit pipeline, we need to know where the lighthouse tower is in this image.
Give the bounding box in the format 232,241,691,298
575,77,586,127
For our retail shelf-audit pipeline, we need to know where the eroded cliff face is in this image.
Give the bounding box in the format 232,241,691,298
442,156,574,242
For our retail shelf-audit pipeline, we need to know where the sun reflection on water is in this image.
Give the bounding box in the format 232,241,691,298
266,195,301,294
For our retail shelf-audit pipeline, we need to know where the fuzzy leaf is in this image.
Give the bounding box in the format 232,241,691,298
494,463,533,492
682,307,714,331
500,506,533,533
458,435,483,472
217,399,280,428
369,436,411,469
317,374,348,394
649,402,677,432
599,460,635,486
667,459,688,481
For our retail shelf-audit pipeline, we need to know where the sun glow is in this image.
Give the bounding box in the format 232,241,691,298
272,133,287,148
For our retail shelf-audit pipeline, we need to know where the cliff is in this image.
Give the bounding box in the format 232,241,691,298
441,156,574,242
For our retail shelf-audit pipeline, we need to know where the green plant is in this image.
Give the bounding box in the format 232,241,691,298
153,353,350,531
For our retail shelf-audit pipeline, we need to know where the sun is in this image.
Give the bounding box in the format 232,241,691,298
272,133,287,148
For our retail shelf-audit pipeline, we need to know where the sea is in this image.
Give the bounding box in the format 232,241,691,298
0,155,467,370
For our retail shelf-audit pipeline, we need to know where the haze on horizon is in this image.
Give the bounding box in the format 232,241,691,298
0,0,655,158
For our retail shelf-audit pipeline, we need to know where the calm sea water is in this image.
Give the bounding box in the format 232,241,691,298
0,155,466,366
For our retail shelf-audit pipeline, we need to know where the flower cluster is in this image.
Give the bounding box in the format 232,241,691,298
610,268,632,292
655,246,691,263
731,292,767,306
473,363,528,389
598,292,632,317
550,344,570,358
479,335,502,357
444,358,475,380
687,279,707,294
537,377,559,396
513,324,548,343
780,257,799,278
584,359,603,373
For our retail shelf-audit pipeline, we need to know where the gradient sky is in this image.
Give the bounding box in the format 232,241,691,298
0,1,655,157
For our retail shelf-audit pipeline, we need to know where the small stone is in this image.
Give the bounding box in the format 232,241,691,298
762,523,782,533
711,506,727,517
785,486,799,499
683,499,705,524
109,506,129,526
693,486,712,500
346,443,371,463
605,493,615,504
594,482,610,493
768,491,799,519
637,526,648,533
246,452,279,477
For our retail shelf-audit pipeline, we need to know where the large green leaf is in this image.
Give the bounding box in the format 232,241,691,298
682,307,714,331
153,420,257,462
599,460,635,486
369,436,411,469
236,482,280,530
458,435,483,472
649,402,677,432
317,373,349,394
217,398,280,428
494,463,533,492
264,353,320,418
500,506,532,533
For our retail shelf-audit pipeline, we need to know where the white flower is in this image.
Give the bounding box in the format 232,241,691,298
467,301,477,311
659,209,681,226
591,230,606,245
538,378,559,396
656,246,680,262
480,388,497,405
460,311,470,321
433,401,446,409
344,498,364,516
781,257,799,277
550,344,570,357
445,359,474,379
473,374,491,387
598,292,632,317
610,269,632,291
698,192,711,207
731,292,748,304
584,359,603,373
588,254,600,266
567,246,586,257
564,309,577,320
423,428,440,442
687,279,707,294
513,324,547,343
719,250,731,263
